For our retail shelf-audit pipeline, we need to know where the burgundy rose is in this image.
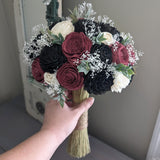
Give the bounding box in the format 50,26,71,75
56,62,84,90
112,42,129,66
32,57,44,83
62,32,92,64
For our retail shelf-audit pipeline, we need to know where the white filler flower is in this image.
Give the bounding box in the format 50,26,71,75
51,20,74,39
111,71,130,93
102,32,115,45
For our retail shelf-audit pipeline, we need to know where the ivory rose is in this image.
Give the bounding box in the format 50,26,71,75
102,32,115,45
51,20,74,39
44,72,59,86
111,71,130,93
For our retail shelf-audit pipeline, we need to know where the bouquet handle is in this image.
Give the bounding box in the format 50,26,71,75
67,87,91,158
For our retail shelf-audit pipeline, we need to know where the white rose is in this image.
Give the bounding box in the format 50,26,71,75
51,20,74,39
44,72,59,86
111,71,130,93
102,32,115,45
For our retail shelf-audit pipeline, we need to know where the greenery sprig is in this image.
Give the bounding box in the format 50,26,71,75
51,33,64,45
77,60,90,75
53,86,66,107
115,64,134,80
68,7,78,24
46,29,64,45
93,32,106,45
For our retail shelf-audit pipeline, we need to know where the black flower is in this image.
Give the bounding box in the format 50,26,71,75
84,70,114,95
90,44,112,64
99,22,120,36
39,44,67,73
74,19,99,37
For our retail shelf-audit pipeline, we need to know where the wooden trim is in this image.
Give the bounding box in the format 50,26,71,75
146,109,160,160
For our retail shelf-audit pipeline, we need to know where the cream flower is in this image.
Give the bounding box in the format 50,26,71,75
102,32,115,45
111,71,130,93
51,20,74,39
44,72,59,86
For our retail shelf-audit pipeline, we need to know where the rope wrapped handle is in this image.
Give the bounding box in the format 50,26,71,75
67,87,90,158
72,87,89,130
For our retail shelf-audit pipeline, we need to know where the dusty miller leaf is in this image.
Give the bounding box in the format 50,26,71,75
77,60,90,75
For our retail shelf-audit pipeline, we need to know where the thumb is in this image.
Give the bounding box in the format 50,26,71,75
75,97,95,115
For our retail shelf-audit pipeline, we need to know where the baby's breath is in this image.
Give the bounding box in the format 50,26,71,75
120,32,144,65
23,24,52,65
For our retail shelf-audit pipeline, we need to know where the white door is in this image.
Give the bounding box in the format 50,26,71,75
14,0,62,122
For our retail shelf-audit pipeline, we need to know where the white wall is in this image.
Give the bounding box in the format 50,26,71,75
62,1,160,160
0,0,23,104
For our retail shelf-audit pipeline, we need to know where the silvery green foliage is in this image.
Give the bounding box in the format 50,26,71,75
69,2,96,23
98,15,115,27
121,32,134,46
42,0,52,5
92,32,106,45
77,2,96,19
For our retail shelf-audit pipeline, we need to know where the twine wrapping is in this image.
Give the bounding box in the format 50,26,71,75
75,111,88,130
67,87,91,158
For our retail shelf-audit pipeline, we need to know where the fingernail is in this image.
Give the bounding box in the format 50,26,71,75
90,97,95,105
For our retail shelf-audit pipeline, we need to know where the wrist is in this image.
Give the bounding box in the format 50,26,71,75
40,127,66,146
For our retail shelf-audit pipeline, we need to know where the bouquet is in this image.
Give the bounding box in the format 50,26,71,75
24,2,143,158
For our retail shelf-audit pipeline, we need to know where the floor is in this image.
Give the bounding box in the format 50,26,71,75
0,95,133,160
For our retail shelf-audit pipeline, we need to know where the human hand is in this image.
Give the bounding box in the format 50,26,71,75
41,97,94,144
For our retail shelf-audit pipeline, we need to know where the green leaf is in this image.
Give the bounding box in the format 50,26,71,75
58,33,64,42
46,28,52,36
121,37,129,46
60,99,64,107
95,33,106,45
68,7,78,23
58,94,65,107
77,66,89,75
51,33,64,45
99,37,107,41
73,6,78,15
128,69,134,75
77,61,90,75
52,34,59,39
115,64,134,80
68,9,73,15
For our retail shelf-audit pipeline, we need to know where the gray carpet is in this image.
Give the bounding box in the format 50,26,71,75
0,95,133,160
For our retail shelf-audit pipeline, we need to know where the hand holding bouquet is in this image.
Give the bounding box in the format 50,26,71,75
24,2,143,158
